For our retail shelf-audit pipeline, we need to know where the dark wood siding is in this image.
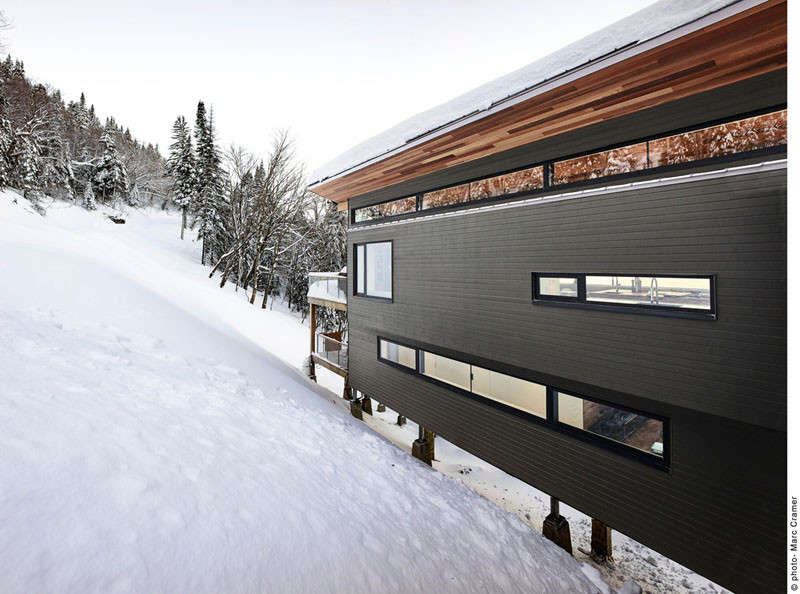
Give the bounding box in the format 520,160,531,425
346,167,786,594
350,169,786,429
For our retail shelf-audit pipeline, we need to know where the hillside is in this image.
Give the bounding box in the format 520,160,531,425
0,55,167,208
0,190,606,594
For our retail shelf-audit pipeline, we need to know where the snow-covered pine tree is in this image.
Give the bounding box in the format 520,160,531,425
93,125,128,203
128,182,141,207
0,56,168,207
11,59,24,78
194,101,225,264
82,180,96,210
0,118,11,188
35,96,75,201
66,92,92,160
0,63,11,188
166,115,196,239
10,130,41,198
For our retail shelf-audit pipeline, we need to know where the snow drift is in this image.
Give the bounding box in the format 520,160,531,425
0,192,603,593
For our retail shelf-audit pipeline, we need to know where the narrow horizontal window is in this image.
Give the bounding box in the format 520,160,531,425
378,338,416,369
555,391,665,458
354,241,392,299
354,196,416,223
472,366,547,419
422,183,470,210
585,276,712,311
420,351,471,391
377,336,669,467
532,273,714,317
554,142,647,186
353,110,786,225
535,275,579,300
552,110,785,187
648,110,787,168
470,166,544,200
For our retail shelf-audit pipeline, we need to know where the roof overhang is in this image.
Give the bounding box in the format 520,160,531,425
309,0,785,204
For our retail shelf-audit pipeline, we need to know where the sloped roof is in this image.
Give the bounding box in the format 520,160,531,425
310,0,749,187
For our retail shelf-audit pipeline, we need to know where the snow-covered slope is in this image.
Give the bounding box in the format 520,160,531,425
310,0,743,185
0,192,604,594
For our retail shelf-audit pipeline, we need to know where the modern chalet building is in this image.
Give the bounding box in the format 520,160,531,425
308,1,787,592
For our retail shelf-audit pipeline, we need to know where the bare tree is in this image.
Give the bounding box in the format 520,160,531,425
209,132,311,309
214,144,259,290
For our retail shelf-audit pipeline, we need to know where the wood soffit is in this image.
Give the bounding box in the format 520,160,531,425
309,0,786,204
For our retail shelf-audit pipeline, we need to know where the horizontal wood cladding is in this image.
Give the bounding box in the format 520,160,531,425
349,69,786,211
346,168,786,593
349,342,784,594
348,169,787,430
312,0,786,203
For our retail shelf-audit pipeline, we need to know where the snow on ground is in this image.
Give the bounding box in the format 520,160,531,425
0,191,605,594
355,407,732,594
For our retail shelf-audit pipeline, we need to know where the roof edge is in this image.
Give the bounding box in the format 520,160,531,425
309,0,767,192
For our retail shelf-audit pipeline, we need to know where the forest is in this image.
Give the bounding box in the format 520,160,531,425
0,42,346,326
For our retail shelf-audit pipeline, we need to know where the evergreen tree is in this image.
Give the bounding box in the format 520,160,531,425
0,118,11,188
194,101,225,264
166,115,196,239
93,125,128,203
0,64,11,188
82,181,96,210
12,132,40,197
0,56,169,205
128,182,141,206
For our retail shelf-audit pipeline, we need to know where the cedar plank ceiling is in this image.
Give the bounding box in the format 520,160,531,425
310,0,786,204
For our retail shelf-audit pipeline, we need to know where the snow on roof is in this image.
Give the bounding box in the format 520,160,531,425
310,0,744,186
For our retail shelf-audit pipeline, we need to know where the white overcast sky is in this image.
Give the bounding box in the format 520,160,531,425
1,0,657,173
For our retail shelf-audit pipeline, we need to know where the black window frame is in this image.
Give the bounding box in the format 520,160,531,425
353,195,417,224
349,105,786,228
375,335,670,470
532,272,716,320
419,349,474,393
532,273,584,302
353,240,394,302
377,337,418,371
551,387,671,467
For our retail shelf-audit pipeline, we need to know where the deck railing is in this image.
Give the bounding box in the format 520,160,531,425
315,333,348,369
308,272,347,305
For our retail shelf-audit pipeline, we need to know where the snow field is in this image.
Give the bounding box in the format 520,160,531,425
0,191,603,594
